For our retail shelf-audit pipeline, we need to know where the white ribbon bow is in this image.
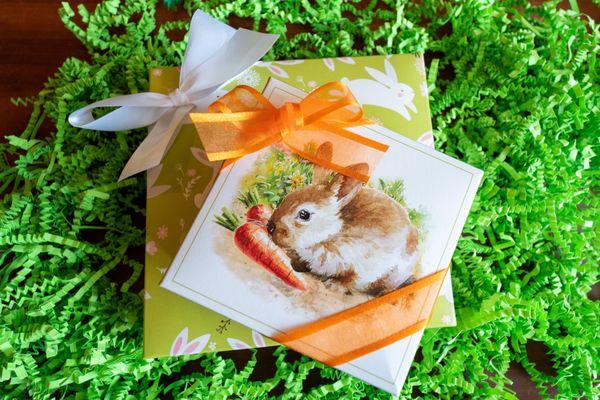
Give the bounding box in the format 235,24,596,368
68,11,278,180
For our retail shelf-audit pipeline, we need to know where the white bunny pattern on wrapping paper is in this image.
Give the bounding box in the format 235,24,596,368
169,327,211,356
342,59,417,121
227,331,267,350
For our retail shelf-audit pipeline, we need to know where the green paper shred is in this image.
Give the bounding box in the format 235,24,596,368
1,0,598,398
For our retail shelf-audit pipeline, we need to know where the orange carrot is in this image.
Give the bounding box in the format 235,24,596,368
245,204,272,225
234,222,306,290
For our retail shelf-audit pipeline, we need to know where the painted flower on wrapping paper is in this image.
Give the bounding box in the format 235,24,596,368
442,314,454,325
176,164,202,200
170,327,211,356
291,76,319,93
234,68,262,87
157,225,169,240
146,240,157,256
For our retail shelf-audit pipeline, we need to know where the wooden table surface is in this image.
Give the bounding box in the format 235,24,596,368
1,1,597,399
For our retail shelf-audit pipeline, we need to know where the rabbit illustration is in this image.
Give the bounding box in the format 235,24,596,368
267,142,420,296
341,59,417,121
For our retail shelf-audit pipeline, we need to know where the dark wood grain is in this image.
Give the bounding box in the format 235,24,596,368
1,1,596,399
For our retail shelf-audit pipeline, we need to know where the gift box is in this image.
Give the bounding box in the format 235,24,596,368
144,55,458,358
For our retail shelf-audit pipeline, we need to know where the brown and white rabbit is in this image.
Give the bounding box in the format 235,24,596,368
267,142,420,296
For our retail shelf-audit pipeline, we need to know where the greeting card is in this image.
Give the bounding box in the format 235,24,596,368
160,78,482,394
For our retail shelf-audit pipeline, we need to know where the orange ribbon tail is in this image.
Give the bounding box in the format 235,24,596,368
273,268,449,366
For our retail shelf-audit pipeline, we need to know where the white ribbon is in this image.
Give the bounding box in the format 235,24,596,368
68,10,278,180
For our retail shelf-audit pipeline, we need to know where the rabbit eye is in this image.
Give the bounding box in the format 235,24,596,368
297,209,311,221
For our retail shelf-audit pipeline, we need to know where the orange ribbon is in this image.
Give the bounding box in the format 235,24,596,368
189,82,388,182
274,268,449,366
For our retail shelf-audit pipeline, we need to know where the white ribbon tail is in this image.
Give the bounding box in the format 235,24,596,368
118,105,193,181
180,11,236,82
68,92,173,131
181,28,279,96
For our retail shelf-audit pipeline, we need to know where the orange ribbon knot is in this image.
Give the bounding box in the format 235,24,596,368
189,81,388,182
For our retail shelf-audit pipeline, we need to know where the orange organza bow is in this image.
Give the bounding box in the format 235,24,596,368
189,82,388,182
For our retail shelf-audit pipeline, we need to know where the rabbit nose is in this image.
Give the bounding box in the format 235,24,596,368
267,221,276,235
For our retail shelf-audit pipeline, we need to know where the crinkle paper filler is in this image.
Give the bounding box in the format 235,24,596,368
0,0,597,398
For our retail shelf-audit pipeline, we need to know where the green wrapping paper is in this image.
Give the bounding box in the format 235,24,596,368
0,0,597,398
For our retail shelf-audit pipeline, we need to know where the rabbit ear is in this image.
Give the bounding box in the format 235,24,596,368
383,59,398,84
365,67,392,87
312,141,333,184
330,163,368,207
365,62,397,87
406,101,417,113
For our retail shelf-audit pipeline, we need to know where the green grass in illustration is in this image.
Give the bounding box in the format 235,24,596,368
215,148,424,231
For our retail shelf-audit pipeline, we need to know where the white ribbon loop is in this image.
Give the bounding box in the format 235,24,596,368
68,10,278,181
